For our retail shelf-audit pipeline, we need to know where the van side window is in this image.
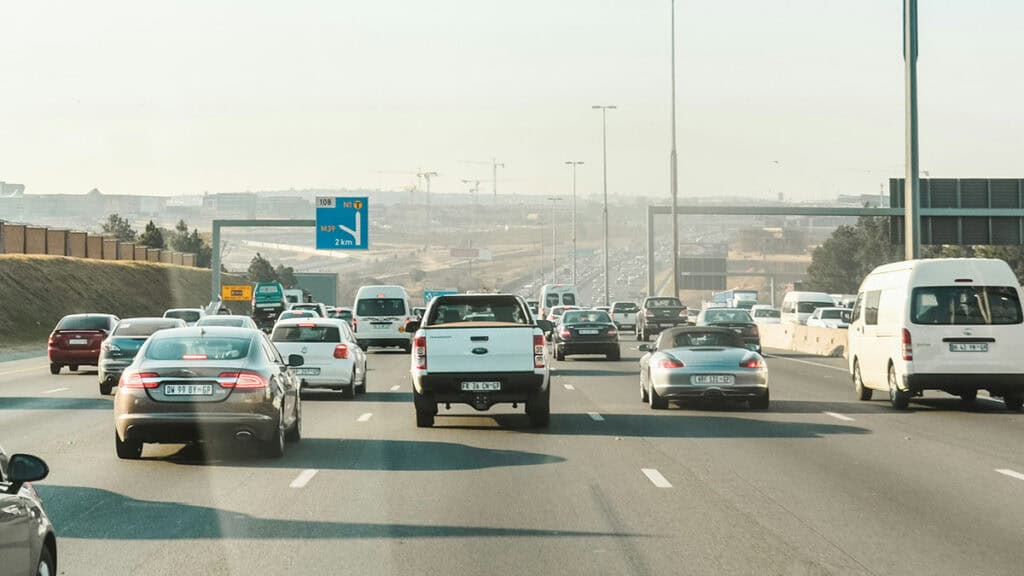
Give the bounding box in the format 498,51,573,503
562,293,576,306
851,293,864,323
864,291,881,325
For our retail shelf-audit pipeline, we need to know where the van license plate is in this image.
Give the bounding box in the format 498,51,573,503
164,384,213,395
461,381,501,391
950,343,988,352
295,368,320,375
691,375,735,385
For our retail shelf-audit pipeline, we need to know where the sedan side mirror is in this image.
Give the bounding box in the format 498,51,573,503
537,319,553,333
287,354,304,368
638,344,652,353
6,453,49,492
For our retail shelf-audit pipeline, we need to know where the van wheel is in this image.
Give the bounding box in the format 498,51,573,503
888,365,910,410
853,360,872,401
1004,393,1024,412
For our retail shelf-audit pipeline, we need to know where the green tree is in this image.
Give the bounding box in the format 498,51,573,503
101,213,136,241
806,216,902,293
248,253,277,283
137,220,165,249
275,264,297,288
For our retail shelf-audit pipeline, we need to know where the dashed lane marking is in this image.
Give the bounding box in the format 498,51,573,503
44,387,69,394
289,469,318,488
641,468,672,488
357,412,373,422
823,411,855,422
390,385,400,391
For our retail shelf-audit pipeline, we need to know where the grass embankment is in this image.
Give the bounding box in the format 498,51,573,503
0,255,244,348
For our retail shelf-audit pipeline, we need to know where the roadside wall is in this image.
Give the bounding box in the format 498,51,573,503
0,221,200,267
760,323,848,358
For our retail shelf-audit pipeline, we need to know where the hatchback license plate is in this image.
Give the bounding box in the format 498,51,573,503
578,329,600,335
164,384,213,395
295,368,320,375
461,381,501,391
69,338,88,345
950,343,988,352
691,375,735,385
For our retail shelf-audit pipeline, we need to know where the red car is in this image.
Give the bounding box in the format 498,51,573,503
48,313,119,374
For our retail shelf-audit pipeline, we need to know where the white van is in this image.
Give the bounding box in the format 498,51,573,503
353,285,414,351
780,291,836,325
537,284,579,320
847,258,1024,410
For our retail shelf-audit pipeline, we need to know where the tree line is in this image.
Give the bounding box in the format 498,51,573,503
101,214,213,268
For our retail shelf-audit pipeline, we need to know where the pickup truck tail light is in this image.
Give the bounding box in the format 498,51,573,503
534,334,546,368
414,335,427,370
901,328,912,361
352,319,358,332
334,344,349,359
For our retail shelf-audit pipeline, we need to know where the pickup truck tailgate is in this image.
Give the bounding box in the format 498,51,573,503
424,325,536,373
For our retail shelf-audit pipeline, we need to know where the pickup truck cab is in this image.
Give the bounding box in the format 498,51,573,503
636,297,688,342
409,294,553,428
610,301,639,330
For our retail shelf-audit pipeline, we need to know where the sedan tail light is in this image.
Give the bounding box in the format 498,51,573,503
558,328,572,340
655,358,685,369
644,310,655,317
902,328,913,361
749,325,759,337
607,328,618,337
218,372,268,389
414,335,427,370
534,334,546,368
120,371,159,389
739,358,764,369
334,344,349,359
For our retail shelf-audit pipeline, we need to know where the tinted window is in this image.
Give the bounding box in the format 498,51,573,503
563,311,611,324
864,291,881,325
545,294,560,307
561,293,576,306
197,317,248,327
851,293,864,323
797,302,827,314
612,303,638,312
57,315,112,331
427,298,528,325
821,309,848,320
113,320,181,336
165,310,202,322
911,286,1022,325
272,325,341,343
704,309,753,323
754,309,781,318
338,310,352,321
145,337,250,360
647,298,682,308
357,298,406,316
670,331,744,348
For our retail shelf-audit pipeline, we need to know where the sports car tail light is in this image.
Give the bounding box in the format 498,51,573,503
534,334,546,368
739,358,764,369
120,371,159,389
414,335,427,370
334,343,349,359
655,358,685,369
218,371,267,388
901,328,913,361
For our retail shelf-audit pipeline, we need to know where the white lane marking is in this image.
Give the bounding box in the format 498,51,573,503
823,411,855,422
289,469,318,488
587,412,604,422
357,412,373,422
995,468,1024,482
0,365,47,377
763,353,848,373
44,387,69,394
563,384,575,391
390,385,400,391
641,468,673,488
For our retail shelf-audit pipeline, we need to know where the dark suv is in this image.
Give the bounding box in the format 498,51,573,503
636,297,687,342
48,314,119,374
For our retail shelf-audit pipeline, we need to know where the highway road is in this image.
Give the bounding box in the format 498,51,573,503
2,341,1024,575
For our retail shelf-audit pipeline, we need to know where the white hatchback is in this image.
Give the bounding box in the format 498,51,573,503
271,318,367,398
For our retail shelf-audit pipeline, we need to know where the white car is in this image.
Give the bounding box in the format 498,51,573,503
750,305,781,325
196,315,258,329
271,318,367,398
806,307,851,329
163,308,206,327
290,302,330,318
353,285,415,351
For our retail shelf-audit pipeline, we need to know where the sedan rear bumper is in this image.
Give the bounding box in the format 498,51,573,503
48,348,101,365
558,341,619,356
116,413,277,443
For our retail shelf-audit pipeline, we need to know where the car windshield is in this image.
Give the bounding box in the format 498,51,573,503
647,298,681,307
704,309,753,323
356,298,406,316
428,298,529,325
820,309,850,321
56,315,111,330
562,311,611,324
669,331,744,348
754,309,781,318
165,310,202,322
112,320,180,336
144,336,251,360
911,286,1023,325
272,325,341,343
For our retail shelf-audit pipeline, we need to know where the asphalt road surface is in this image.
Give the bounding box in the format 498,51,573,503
3,340,1024,575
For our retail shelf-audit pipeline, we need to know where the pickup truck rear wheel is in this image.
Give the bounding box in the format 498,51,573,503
416,411,435,428
527,386,550,428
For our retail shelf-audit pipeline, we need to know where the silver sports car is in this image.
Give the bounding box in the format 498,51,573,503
638,326,769,409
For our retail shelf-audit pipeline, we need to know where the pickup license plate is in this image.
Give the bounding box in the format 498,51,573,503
461,381,501,392
69,338,88,345
371,322,391,329
578,329,600,335
950,343,988,352
691,375,735,385
296,368,320,376
164,384,213,396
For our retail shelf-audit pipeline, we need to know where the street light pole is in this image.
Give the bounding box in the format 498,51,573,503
593,105,616,306
564,161,584,286
669,0,680,298
547,196,562,283
903,0,921,259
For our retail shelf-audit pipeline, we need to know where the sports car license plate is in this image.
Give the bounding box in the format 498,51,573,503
461,381,501,392
296,368,321,375
164,384,213,395
578,329,599,335
950,343,988,352
691,375,735,385
69,338,88,345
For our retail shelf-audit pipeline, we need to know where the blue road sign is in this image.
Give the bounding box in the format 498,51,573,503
423,288,458,303
315,197,368,250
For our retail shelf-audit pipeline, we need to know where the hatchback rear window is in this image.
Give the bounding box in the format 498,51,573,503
357,298,406,316
911,286,1023,325
272,326,341,343
113,320,181,336
56,316,112,331
165,310,202,322
145,337,251,360
754,309,781,318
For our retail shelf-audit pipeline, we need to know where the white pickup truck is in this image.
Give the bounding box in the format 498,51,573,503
409,294,553,428
610,301,639,330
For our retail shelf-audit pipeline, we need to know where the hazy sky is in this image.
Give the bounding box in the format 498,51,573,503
2,1,1022,201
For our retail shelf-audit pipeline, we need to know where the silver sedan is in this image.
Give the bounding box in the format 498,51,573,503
638,326,769,409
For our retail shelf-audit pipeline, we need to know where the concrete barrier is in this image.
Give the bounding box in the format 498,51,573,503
159,250,173,264
134,245,148,260
2,224,25,253
102,239,119,260
182,253,196,267
147,248,161,263
67,232,87,258
86,235,104,259
25,227,47,254
171,252,184,265
46,229,67,256
760,323,848,358
118,242,136,260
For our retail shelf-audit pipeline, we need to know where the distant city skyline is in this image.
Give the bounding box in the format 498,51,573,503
2,1,1022,202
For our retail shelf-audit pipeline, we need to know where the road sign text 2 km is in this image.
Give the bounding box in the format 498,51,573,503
315,196,368,250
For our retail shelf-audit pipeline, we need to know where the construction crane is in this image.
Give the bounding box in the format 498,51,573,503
372,170,422,200
458,158,504,199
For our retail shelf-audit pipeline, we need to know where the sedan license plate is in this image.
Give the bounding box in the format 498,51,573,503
578,329,600,335
295,368,321,376
69,338,88,345
164,384,213,395
461,381,501,392
950,342,988,352
691,375,735,385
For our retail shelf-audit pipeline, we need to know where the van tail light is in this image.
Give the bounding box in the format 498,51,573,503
902,328,913,361
120,371,159,389
655,358,685,369
534,334,546,368
218,372,268,389
739,358,764,369
334,344,349,359
414,335,427,370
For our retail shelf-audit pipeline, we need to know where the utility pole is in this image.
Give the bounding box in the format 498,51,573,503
593,105,617,306
547,196,562,283
903,0,921,259
492,158,505,201
418,170,438,245
564,161,584,286
669,0,681,299
462,179,481,228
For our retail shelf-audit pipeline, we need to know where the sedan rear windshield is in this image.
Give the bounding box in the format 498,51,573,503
56,316,112,330
911,286,1023,325
165,310,202,322
145,337,251,360
113,320,181,336
612,303,638,312
357,298,406,316
563,311,611,324
704,310,753,323
670,331,744,348
646,298,682,308
197,317,249,327
754,309,781,318
272,326,341,343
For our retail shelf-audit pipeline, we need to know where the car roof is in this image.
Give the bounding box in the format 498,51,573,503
63,313,115,318
274,318,348,326
197,315,251,321
149,326,257,338
118,317,180,323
